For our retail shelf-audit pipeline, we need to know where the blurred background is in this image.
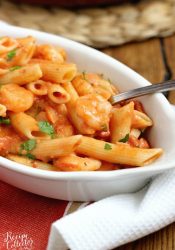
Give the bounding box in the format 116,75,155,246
0,0,174,48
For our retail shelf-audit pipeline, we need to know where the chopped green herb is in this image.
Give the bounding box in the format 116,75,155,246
38,121,55,137
119,133,129,143
20,139,37,152
141,128,145,134
7,49,17,61
26,153,36,160
104,143,112,150
0,117,10,125
82,71,88,81
101,124,108,132
51,133,56,139
107,78,112,84
9,66,22,71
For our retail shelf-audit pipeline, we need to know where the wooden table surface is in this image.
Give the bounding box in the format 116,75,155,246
101,35,175,250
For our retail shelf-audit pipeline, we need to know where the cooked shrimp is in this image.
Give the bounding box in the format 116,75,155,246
75,94,112,131
53,154,101,171
0,126,22,155
72,73,118,100
129,135,150,149
96,161,120,171
0,84,34,112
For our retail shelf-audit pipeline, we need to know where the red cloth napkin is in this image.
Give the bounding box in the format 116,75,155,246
0,181,68,250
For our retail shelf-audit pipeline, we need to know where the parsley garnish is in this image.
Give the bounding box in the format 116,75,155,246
9,66,22,71
104,143,112,150
119,133,129,143
7,49,17,61
26,153,36,160
82,71,88,81
101,124,108,132
38,121,55,137
108,78,112,84
34,106,42,118
0,117,10,125
20,139,37,152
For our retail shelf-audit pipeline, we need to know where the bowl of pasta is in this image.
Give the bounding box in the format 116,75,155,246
0,21,175,201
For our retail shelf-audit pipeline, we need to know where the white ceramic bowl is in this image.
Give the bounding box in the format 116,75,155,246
1,21,175,201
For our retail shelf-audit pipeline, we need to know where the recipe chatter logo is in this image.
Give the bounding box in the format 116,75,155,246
2,232,33,250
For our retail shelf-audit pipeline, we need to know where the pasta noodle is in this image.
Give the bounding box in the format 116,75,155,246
30,59,77,83
132,110,153,129
31,135,82,161
76,136,163,166
47,83,70,104
0,104,6,117
26,80,48,96
54,154,101,171
0,64,42,85
0,37,19,55
34,44,66,63
10,112,48,139
0,35,163,171
7,154,58,171
110,102,134,143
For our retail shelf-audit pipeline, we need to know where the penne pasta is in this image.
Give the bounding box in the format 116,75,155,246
0,37,19,55
31,59,77,83
110,102,134,143
31,135,82,161
132,110,153,129
12,36,36,66
47,83,70,104
0,64,42,85
10,112,48,139
34,44,66,63
7,154,58,171
0,104,7,117
62,82,79,104
26,80,48,96
76,136,163,166
54,154,101,171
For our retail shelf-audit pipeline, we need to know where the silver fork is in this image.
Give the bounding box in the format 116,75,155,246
109,80,175,105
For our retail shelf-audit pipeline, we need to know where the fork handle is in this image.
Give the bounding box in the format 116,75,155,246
110,80,175,105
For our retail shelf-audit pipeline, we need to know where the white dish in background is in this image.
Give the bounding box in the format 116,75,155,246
0,21,175,201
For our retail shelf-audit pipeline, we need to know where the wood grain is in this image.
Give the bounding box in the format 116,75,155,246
102,37,175,250
164,36,175,104
102,39,166,84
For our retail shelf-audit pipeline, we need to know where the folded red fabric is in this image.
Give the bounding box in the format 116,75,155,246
0,181,68,250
